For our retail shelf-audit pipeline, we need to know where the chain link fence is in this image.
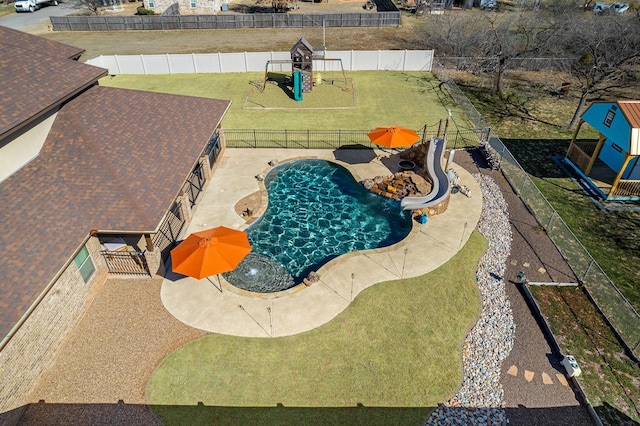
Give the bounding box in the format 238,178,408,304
434,61,640,359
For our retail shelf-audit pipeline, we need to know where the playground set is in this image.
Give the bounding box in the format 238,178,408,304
259,38,347,101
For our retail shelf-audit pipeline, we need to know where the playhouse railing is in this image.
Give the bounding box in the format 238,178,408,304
566,141,598,171
614,180,640,198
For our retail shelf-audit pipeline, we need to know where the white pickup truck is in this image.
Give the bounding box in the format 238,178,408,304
14,0,59,12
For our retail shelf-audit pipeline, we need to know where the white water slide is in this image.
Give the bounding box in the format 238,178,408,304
400,138,451,211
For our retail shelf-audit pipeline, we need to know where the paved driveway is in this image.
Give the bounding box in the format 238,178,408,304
1,1,76,33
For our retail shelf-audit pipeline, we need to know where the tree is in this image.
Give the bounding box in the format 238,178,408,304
72,0,104,15
423,12,560,94
558,13,640,128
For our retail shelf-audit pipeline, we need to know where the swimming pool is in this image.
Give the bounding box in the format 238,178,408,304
223,159,412,293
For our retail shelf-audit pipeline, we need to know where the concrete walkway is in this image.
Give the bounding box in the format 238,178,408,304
160,148,482,337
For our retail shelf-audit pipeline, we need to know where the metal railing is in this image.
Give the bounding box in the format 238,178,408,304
433,61,640,359
223,127,487,150
100,250,150,276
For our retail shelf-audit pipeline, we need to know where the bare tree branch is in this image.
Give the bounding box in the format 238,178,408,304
557,14,640,128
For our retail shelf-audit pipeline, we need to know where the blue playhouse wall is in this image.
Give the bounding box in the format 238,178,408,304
582,102,635,177
600,139,626,173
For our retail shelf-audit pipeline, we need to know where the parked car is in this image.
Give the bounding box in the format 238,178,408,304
14,0,58,12
593,1,629,13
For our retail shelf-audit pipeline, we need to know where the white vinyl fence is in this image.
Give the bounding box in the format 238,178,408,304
87,50,434,75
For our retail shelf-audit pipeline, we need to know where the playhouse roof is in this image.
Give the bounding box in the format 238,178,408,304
290,37,314,55
581,100,640,156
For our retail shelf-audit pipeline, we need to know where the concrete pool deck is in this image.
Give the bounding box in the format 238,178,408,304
160,148,483,338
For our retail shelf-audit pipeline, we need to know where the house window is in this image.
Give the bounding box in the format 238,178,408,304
190,0,196,7
148,0,154,7
74,246,95,283
612,143,622,153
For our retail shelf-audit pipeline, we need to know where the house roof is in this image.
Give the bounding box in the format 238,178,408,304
581,100,640,156
0,25,85,60
0,42,107,139
0,85,231,341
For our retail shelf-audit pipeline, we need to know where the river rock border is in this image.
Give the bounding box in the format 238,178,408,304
424,173,516,426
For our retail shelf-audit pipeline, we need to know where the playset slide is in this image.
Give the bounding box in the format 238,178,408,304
400,138,451,211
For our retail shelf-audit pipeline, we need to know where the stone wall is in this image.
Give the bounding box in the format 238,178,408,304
0,238,108,422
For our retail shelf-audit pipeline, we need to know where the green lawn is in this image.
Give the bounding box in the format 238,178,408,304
146,232,486,426
100,71,467,132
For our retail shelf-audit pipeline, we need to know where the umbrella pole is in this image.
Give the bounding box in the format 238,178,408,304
207,275,223,292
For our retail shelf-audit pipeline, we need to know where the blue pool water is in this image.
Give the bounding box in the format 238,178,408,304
224,159,412,292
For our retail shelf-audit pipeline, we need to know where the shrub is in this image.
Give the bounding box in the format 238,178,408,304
136,6,154,14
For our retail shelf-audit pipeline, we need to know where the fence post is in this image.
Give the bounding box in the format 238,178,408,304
582,259,594,283
520,175,528,196
307,129,310,149
547,211,556,230
140,54,147,75
253,129,257,148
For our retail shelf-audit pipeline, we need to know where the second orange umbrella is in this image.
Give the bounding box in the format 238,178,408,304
367,126,420,149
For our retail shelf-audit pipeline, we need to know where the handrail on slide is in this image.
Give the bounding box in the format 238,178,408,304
400,138,451,211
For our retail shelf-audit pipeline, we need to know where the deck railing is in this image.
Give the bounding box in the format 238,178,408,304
566,142,595,171
614,180,640,198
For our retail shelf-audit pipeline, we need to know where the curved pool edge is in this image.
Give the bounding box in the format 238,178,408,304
160,158,482,338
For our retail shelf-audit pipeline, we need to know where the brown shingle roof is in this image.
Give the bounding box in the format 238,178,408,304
618,101,640,129
0,28,106,138
0,85,230,340
0,25,85,60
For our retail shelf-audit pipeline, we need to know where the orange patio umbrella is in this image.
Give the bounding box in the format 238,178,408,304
367,126,420,149
170,226,252,280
